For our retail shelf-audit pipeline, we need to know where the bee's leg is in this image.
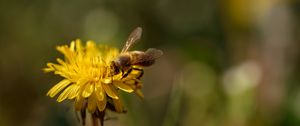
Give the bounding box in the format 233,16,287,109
132,67,144,79
122,68,133,79
121,69,125,76
122,67,144,79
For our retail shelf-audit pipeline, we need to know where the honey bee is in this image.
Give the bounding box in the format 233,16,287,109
112,27,163,77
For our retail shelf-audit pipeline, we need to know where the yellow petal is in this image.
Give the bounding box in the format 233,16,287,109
75,40,83,61
86,41,96,48
75,39,82,51
57,46,75,63
113,99,123,113
68,85,80,99
77,78,89,86
113,80,134,93
131,69,142,75
102,78,112,84
70,41,75,52
57,84,74,102
56,58,66,65
95,83,104,101
46,63,62,71
127,69,143,78
102,84,119,99
46,63,54,68
47,79,71,97
88,93,97,112
82,83,94,98
43,67,54,72
135,89,144,99
124,79,136,85
112,73,123,80
97,95,107,111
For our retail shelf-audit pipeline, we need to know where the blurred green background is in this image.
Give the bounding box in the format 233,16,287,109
1,0,300,126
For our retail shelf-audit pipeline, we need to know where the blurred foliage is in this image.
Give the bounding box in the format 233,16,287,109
0,0,300,126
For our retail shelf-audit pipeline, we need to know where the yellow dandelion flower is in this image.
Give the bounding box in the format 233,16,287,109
45,39,144,113
45,27,163,126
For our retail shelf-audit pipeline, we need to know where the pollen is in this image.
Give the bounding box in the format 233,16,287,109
44,39,144,113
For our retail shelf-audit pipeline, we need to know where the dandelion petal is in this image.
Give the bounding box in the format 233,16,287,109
102,84,119,99
97,95,107,111
68,85,80,99
88,93,97,112
135,89,144,99
113,99,123,113
124,79,136,85
95,84,104,100
82,84,94,98
113,81,134,93
57,84,74,102
47,79,71,97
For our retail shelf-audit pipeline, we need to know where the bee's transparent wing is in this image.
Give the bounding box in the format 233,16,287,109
121,27,143,53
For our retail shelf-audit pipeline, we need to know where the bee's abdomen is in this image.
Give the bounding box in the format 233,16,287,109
136,60,155,67
132,54,155,67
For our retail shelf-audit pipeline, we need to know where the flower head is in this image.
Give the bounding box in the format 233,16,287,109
44,39,144,113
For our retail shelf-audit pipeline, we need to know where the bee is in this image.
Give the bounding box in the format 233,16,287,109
112,27,163,78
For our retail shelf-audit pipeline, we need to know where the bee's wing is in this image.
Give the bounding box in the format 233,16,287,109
121,27,143,53
145,48,163,59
